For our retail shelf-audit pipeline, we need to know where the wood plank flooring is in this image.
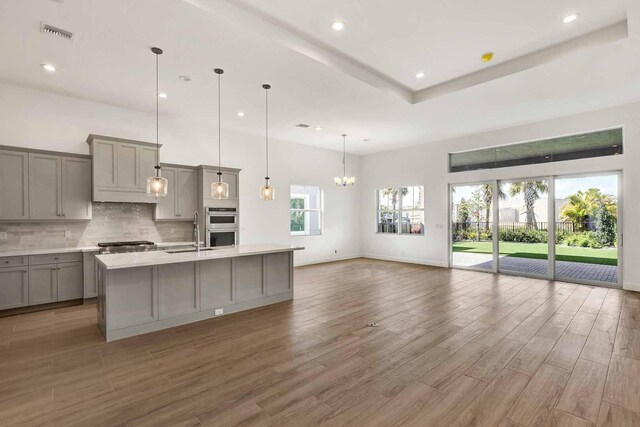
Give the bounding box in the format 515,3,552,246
1,258,640,426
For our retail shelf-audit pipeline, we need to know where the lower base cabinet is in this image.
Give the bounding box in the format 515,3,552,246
29,264,58,305
235,256,265,303
58,262,84,301
29,261,83,305
0,267,29,310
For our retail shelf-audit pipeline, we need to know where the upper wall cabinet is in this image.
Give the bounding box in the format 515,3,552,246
29,154,92,220
198,166,240,205
0,150,29,221
87,135,161,203
154,165,197,221
0,148,91,222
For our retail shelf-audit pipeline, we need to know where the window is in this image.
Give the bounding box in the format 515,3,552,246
449,128,623,173
290,185,322,236
376,186,424,235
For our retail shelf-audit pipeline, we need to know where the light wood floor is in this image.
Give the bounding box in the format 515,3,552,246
1,259,640,426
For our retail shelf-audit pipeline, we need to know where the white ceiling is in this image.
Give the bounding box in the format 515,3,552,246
0,0,639,155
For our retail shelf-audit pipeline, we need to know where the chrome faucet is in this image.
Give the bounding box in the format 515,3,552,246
193,211,200,253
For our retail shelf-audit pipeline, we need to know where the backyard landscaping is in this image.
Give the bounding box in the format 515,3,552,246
452,241,617,266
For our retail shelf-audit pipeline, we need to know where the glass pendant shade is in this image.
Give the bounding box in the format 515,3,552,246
147,175,168,197
260,183,275,200
334,176,356,187
211,180,229,199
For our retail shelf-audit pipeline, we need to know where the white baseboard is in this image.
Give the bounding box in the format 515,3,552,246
294,254,362,267
623,282,640,292
361,253,448,268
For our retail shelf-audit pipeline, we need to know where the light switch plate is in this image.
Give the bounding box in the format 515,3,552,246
214,308,224,316
64,230,71,238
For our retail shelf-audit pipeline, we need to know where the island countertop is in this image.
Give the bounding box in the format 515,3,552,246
95,243,304,270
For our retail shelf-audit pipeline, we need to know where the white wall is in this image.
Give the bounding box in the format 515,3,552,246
0,82,361,266
360,101,640,292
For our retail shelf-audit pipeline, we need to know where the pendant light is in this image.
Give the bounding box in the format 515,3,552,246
259,83,275,200
146,47,168,197
334,134,356,187
211,68,229,199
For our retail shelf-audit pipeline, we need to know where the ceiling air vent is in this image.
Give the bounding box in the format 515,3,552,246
40,23,74,41
295,123,310,128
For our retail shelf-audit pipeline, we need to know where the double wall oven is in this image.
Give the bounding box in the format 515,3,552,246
206,207,238,248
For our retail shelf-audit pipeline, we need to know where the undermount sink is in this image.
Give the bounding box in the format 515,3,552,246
165,247,219,254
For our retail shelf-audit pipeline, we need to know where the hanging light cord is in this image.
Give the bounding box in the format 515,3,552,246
342,134,346,177
217,72,222,180
265,86,269,182
155,51,160,177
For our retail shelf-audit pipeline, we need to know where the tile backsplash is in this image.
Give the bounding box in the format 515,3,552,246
0,203,193,250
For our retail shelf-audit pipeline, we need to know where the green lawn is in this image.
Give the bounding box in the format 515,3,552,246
453,241,617,266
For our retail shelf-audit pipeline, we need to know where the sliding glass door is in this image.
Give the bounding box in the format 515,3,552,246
554,173,620,285
497,178,550,278
450,183,494,271
450,171,622,287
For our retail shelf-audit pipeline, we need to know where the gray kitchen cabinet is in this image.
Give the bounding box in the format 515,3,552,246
178,168,197,217
199,167,240,201
0,150,29,220
235,255,264,303
158,262,199,319
266,252,292,296
154,166,197,220
83,252,98,298
87,135,161,203
154,167,177,219
106,266,158,330
116,143,140,189
29,264,58,305
62,157,92,220
29,153,61,220
0,266,29,310
57,261,83,301
200,258,234,308
92,139,117,188
29,154,92,220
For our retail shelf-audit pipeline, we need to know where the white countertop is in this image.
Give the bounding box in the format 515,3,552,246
95,244,304,270
0,241,201,258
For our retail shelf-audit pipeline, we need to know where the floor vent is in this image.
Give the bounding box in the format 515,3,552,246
41,23,74,41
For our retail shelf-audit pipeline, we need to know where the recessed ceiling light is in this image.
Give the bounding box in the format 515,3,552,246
331,21,346,31
315,126,322,131
237,111,245,117
41,63,56,72
158,92,167,99
178,75,191,82
481,52,494,63
415,71,425,79
563,14,579,24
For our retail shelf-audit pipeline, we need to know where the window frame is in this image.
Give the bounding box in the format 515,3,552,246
376,185,425,236
290,185,323,237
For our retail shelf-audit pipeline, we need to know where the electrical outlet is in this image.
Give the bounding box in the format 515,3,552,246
0,232,7,240
170,228,175,234
64,230,71,238
214,308,224,316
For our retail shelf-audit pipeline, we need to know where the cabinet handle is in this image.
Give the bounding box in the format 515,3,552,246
57,267,61,270
4,260,9,264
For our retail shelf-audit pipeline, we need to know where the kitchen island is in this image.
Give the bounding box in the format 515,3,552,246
95,244,303,341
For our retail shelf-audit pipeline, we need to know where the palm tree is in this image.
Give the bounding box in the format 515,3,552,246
480,184,506,229
560,188,617,230
382,187,408,211
509,181,548,229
